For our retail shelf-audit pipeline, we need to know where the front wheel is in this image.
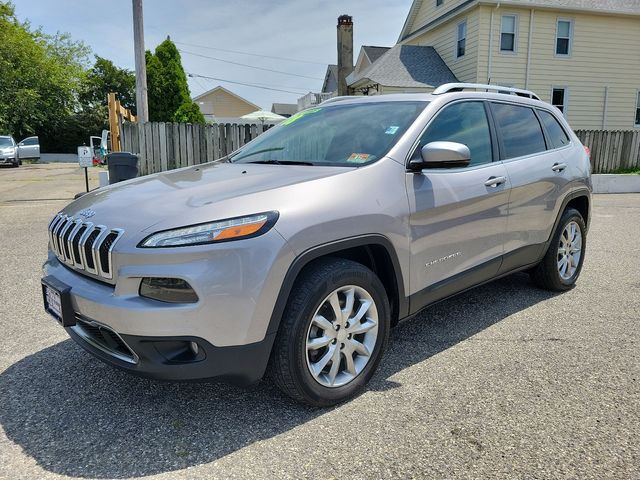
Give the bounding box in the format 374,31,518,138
530,207,586,291
269,258,390,407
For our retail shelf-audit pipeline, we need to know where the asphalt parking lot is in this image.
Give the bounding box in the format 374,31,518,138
0,164,638,479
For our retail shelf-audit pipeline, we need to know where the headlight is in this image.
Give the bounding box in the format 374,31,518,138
138,211,278,247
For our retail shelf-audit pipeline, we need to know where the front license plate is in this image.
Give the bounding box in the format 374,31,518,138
44,286,63,320
41,276,75,326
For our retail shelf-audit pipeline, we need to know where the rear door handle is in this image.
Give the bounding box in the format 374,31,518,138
552,162,567,172
484,176,507,187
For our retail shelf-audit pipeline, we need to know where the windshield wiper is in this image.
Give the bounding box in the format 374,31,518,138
247,159,314,166
231,147,284,161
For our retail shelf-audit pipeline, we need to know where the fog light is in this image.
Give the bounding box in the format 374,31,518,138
139,277,198,303
189,341,199,355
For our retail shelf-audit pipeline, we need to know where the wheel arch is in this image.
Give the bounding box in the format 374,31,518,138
266,235,407,337
545,188,591,252
565,194,590,228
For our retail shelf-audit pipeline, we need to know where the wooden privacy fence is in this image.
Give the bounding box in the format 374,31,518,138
121,123,640,176
121,122,270,175
575,130,640,174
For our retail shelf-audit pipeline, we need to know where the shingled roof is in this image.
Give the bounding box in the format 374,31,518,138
362,46,390,64
347,44,458,89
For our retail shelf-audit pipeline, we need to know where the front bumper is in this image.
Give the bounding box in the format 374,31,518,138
66,315,275,384
42,228,295,384
0,156,17,164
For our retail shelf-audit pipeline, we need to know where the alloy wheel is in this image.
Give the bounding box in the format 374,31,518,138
557,220,582,280
305,285,378,388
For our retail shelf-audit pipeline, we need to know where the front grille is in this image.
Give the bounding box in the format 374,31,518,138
72,315,138,364
48,213,124,280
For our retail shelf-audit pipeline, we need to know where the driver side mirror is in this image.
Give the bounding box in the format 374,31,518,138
408,141,471,172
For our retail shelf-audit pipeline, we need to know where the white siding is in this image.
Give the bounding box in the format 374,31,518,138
409,0,471,37
477,6,640,129
406,8,480,83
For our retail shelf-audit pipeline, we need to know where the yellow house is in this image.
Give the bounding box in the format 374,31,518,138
396,0,640,129
193,86,260,123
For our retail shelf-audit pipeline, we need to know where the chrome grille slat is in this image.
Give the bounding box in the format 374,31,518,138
52,215,68,257
59,220,75,263
66,220,84,267
91,226,110,277
47,214,123,281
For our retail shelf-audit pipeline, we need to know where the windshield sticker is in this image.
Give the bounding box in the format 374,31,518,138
347,153,370,163
282,108,322,126
385,126,400,135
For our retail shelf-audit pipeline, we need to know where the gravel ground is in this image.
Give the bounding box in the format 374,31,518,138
0,164,638,479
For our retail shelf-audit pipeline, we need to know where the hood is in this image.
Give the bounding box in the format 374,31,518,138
61,162,349,233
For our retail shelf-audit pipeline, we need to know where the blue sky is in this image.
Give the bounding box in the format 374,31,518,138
14,0,413,109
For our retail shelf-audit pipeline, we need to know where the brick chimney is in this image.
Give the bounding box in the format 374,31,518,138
337,14,354,96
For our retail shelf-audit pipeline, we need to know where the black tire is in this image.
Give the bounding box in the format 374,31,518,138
269,257,390,407
530,207,586,291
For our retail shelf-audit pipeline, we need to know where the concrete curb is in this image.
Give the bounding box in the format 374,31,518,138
592,174,640,193
40,153,77,163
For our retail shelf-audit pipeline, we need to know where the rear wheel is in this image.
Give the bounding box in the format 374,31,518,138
530,208,586,291
270,258,390,406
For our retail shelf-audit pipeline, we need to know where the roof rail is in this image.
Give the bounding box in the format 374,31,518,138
319,96,353,106
433,83,541,101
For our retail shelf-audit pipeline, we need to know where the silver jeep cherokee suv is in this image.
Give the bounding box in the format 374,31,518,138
42,83,591,406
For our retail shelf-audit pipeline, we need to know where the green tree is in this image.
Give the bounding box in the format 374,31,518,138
0,1,90,151
80,55,136,112
146,37,201,122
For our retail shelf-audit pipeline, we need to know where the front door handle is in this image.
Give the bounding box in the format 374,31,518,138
552,162,567,172
484,176,507,187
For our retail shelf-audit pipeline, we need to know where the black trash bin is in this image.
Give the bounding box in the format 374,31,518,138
106,152,139,184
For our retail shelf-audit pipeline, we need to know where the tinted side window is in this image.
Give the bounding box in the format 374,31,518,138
22,137,38,146
491,103,546,159
538,110,569,149
415,101,493,167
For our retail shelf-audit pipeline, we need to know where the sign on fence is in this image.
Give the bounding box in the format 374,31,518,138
121,122,270,176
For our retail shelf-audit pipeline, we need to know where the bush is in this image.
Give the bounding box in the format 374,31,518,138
173,102,205,124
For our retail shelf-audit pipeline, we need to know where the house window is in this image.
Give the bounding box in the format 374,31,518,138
552,87,568,115
635,91,640,127
556,19,573,55
436,0,444,6
457,21,466,58
500,15,517,52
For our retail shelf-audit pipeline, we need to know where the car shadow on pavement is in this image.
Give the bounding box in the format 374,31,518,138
0,273,556,478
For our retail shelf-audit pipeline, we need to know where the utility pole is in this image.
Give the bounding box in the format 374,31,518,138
132,0,149,123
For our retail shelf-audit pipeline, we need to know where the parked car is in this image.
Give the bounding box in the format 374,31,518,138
41,83,592,406
17,135,40,162
0,135,40,167
0,135,19,167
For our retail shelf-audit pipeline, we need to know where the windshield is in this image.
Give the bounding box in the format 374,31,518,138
230,101,427,166
0,137,14,147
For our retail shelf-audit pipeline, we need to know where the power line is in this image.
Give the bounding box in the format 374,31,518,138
191,75,210,94
188,73,306,95
175,40,328,66
179,49,324,81
191,73,310,94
